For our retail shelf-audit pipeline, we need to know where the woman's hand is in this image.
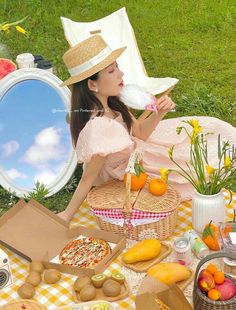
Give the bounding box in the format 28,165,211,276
155,95,176,118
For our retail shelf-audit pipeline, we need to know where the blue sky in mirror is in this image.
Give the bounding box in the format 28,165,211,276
0,79,71,189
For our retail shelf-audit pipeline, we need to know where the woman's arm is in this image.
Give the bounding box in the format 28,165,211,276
58,154,106,222
131,95,176,140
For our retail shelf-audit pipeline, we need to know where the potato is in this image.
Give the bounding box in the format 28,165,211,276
79,284,96,301
18,282,35,299
29,261,44,274
74,276,91,292
102,279,121,297
25,271,41,287
43,269,61,284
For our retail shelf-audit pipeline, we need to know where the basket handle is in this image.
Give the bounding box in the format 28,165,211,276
193,252,236,290
123,149,143,215
123,172,132,215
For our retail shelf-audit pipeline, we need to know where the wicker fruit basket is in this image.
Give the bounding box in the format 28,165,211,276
193,252,236,310
87,151,180,240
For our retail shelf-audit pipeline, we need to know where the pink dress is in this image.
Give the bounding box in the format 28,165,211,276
76,113,236,201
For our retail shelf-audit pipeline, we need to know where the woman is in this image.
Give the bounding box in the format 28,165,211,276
59,35,235,222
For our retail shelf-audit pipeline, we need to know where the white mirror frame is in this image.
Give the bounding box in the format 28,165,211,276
0,68,77,197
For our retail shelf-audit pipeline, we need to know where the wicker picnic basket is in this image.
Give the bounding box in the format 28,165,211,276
193,252,236,310
87,150,180,240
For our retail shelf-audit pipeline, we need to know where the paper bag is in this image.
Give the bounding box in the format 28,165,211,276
135,276,193,310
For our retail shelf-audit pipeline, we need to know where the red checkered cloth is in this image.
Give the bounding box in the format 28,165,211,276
91,208,174,220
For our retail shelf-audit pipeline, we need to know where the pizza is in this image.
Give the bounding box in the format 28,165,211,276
59,237,111,268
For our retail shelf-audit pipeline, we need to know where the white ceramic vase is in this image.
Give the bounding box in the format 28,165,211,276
192,191,226,233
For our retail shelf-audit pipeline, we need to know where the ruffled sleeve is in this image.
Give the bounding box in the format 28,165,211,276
76,117,134,163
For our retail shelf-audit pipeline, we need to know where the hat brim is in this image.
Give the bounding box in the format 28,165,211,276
60,46,126,87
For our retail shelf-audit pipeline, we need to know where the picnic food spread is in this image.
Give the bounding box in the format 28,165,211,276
59,237,111,268
1,194,236,309
0,141,235,309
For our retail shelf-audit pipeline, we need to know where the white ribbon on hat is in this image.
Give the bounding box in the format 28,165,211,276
68,46,112,76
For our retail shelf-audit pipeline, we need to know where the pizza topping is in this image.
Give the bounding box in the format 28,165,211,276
59,237,111,268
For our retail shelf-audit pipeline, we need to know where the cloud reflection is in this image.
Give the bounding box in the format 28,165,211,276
22,127,65,166
6,168,27,180
1,140,19,157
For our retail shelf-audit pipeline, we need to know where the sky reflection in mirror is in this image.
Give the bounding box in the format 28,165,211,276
0,79,71,189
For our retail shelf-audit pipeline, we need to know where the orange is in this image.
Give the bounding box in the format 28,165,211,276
223,226,232,237
149,178,167,196
124,172,147,191
206,264,218,275
214,271,225,284
202,221,220,251
208,289,221,300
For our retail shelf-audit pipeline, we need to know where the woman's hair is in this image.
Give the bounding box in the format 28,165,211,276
70,73,133,147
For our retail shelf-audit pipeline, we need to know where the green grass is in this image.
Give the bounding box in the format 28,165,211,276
0,0,235,212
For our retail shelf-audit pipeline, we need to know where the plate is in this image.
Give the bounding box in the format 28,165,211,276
121,242,172,272
1,300,46,310
55,300,113,309
72,277,129,303
177,268,194,290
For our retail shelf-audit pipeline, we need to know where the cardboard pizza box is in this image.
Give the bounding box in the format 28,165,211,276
0,199,126,276
135,276,193,310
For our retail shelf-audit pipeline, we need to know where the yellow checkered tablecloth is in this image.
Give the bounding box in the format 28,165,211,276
0,191,235,309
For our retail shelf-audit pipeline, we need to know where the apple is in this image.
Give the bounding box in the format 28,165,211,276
215,278,236,301
198,269,215,292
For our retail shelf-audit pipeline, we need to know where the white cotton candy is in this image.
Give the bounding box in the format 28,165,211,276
119,84,157,111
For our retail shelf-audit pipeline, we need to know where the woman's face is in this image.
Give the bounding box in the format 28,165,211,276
95,62,124,97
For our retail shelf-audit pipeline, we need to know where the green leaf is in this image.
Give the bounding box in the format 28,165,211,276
134,163,145,177
139,165,146,173
134,163,141,176
203,223,215,239
229,184,236,192
218,134,221,159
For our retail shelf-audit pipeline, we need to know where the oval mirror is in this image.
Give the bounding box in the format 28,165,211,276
0,68,77,197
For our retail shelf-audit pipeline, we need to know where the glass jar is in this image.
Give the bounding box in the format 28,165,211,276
16,53,35,69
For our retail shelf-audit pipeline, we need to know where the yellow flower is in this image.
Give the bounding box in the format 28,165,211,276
190,125,202,144
1,23,10,32
224,156,231,169
190,119,199,128
206,165,215,175
160,168,169,181
193,125,202,134
15,25,27,35
0,17,28,35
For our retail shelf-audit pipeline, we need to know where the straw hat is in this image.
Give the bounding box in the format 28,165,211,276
61,35,126,86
